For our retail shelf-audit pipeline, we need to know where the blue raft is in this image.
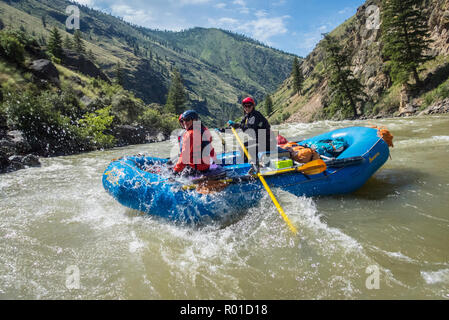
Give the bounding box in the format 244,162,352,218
102,126,390,223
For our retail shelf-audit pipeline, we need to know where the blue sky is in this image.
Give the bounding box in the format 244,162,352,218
74,0,365,57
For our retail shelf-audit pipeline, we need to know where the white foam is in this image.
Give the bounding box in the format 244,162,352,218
396,135,449,147
129,231,145,253
421,269,449,285
432,136,449,142
384,251,415,263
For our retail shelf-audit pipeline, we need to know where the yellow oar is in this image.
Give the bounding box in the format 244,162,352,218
261,159,327,177
230,127,298,234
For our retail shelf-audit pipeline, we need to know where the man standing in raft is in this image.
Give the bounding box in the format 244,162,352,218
174,110,216,176
225,97,276,163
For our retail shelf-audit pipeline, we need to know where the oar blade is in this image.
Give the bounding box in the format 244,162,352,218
297,159,327,175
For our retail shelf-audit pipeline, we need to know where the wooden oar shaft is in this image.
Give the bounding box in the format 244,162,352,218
257,173,298,234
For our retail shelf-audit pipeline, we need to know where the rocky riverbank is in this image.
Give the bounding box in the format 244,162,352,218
0,130,41,174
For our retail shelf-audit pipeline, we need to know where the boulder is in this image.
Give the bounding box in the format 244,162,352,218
80,95,94,107
6,161,25,172
156,132,167,142
0,150,9,172
399,104,418,117
7,131,32,154
418,98,449,115
29,59,60,86
21,154,41,168
62,50,110,83
0,138,16,157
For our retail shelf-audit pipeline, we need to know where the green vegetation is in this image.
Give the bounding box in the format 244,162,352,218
48,27,63,58
0,26,178,156
73,30,85,54
0,30,25,64
78,106,116,149
292,57,304,95
382,0,432,86
422,78,449,108
165,69,187,115
322,34,365,119
264,94,273,116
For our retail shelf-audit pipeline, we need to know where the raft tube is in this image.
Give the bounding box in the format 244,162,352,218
103,126,390,223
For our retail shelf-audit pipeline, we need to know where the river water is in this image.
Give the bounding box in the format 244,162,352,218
1,116,448,299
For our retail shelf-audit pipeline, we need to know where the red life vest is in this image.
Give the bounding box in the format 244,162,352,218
174,124,216,173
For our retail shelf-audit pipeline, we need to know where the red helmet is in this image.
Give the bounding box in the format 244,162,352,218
242,97,255,106
178,114,183,122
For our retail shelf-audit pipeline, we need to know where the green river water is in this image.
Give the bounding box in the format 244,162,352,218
1,116,448,299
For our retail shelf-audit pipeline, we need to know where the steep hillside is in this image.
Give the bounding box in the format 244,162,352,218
0,0,297,126
270,0,449,123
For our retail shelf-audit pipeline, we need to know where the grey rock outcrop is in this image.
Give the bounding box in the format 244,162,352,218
62,49,110,82
0,131,41,174
418,98,449,115
29,59,60,86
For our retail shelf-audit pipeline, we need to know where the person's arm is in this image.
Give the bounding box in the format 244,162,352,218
173,131,191,173
256,112,270,130
239,117,248,132
227,120,241,129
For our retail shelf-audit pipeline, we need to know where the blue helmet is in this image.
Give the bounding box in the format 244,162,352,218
181,110,199,121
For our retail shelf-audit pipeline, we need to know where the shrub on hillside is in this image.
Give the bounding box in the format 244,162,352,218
110,92,145,124
2,89,83,155
0,31,25,64
138,108,178,135
77,106,116,149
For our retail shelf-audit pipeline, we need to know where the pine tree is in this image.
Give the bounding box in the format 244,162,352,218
48,27,63,58
87,49,96,62
41,15,47,28
382,0,433,86
63,35,73,50
265,94,273,116
165,69,187,114
292,57,304,95
115,62,125,86
73,30,85,54
322,33,365,119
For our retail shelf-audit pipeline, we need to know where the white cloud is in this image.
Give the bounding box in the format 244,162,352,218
233,0,246,6
255,10,268,18
273,0,286,6
232,0,249,14
338,7,355,15
72,0,95,6
214,17,239,26
215,3,226,9
110,4,154,26
238,16,289,43
210,14,289,45
179,0,211,5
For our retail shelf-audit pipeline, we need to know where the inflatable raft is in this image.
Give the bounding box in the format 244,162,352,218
103,126,390,223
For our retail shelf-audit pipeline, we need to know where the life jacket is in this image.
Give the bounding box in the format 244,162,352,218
192,125,214,170
174,124,216,173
